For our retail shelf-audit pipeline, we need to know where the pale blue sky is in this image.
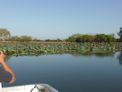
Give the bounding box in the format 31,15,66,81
0,0,122,39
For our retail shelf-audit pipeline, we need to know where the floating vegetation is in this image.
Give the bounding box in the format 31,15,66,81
0,41,121,56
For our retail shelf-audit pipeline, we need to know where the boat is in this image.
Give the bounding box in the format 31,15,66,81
2,83,59,92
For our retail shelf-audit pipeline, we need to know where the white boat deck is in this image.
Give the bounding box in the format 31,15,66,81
2,84,58,92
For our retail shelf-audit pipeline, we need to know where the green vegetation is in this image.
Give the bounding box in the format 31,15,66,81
0,41,121,56
10,35,33,41
0,27,122,42
0,28,11,40
66,34,115,42
0,28,122,56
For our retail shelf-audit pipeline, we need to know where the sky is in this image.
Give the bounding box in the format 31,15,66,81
0,0,122,39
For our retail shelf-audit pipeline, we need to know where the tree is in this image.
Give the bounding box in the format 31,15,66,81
66,33,115,42
10,35,33,41
66,34,82,42
81,35,95,42
0,28,11,40
94,34,115,42
20,35,32,41
118,27,122,41
10,36,21,41
105,34,115,42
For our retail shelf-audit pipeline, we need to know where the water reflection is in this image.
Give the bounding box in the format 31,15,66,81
69,52,114,57
5,52,115,60
117,52,122,65
94,52,114,57
5,55,12,62
6,52,122,65
3,51,122,92
5,51,122,67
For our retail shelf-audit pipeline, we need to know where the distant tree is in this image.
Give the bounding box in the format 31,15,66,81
66,34,82,42
94,34,115,42
45,39,51,42
45,38,62,42
66,33,115,42
94,34,106,42
10,36,21,41
33,38,41,41
118,27,122,41
20,35,32,41
10,35,32,41
56,38,62,42
66,34,95,42
81,35,95,42
0,28,11,40
105,34,115,42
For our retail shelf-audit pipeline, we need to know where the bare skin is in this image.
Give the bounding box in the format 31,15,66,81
0,51,16,84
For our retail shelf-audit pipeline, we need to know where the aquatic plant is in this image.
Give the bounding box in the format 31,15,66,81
0,41,121,56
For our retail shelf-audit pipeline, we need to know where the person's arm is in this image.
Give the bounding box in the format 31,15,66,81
0,51,16,84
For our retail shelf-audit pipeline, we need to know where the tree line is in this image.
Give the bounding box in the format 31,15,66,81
0,28,33,41
66,34,115,42
0,28,122,42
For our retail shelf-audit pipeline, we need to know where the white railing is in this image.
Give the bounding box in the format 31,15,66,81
0,83,2,92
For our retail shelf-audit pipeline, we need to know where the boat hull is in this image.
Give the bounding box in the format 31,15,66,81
3,84,58,92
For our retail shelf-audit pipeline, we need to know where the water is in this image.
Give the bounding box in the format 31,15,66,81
2,52,122,92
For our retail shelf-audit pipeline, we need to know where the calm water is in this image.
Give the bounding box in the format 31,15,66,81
3,52,122,92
